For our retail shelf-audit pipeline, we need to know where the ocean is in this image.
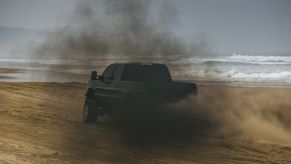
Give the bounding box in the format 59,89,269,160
171,53,291,85
0,53,291,85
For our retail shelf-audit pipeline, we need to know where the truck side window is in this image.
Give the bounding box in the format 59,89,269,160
121,64,142,82
102,64,115,79
112,64,123,81
121,64,172,82
144,65,172,82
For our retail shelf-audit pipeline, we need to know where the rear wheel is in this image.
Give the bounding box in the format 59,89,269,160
83,99,97,123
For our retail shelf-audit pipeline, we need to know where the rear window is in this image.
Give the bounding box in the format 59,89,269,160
121,64,172,82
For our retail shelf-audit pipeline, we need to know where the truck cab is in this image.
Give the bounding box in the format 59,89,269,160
83,63,197,123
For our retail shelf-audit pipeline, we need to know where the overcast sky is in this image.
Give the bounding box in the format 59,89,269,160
0,0,291,54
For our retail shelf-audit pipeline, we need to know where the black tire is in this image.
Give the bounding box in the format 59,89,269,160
83,99,97,123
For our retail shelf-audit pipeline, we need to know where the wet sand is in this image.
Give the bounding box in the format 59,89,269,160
0,68,22,74
0,68,21,79
0,82,291,163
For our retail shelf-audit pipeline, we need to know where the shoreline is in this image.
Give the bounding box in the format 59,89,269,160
0,67,290,88
0,80,291,88
0,67,23,73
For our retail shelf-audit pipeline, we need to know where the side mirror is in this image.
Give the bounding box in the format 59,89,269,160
91,71,97,80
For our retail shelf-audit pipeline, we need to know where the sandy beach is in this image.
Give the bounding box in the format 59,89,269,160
0,82,290,163
1,0,291,163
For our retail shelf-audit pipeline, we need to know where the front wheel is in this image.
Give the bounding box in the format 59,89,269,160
83,99,97,123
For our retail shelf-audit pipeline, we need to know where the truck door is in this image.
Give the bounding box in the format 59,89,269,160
95,64,122,111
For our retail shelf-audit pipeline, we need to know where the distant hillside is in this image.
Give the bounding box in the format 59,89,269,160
0,26,46,58
0,26,45,42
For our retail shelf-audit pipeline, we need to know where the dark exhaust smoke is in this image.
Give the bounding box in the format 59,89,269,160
32,0,210,64
30,0,211,142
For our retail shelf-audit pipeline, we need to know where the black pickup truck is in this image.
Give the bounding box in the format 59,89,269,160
83,63,198,123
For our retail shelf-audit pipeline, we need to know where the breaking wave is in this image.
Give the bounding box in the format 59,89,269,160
186,53,291,65
1,53,291,84
174,69,291,83
230,53,291,64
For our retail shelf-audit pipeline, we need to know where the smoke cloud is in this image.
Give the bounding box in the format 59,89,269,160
32,0,210,64
30,0,291,146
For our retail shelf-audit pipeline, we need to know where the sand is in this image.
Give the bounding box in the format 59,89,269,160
0,82,290,163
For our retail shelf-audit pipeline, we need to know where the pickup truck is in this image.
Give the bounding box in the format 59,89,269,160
83,63,198,123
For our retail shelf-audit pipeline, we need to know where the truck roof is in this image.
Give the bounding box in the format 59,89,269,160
112,62,165,66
